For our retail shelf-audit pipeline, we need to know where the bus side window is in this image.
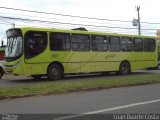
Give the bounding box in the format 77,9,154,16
133,38,143,52
50,33,70,51
91,35,108,51
71,34,90,51
144,38,155,52
108,36,121,52
25,31,47,59
121,37,133,52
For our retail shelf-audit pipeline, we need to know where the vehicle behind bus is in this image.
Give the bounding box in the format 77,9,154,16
0,46,6,79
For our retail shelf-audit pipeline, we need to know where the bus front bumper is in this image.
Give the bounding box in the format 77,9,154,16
5,61,22,73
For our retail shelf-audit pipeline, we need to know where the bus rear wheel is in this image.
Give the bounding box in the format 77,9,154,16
47,64,63,80
119,62,131,75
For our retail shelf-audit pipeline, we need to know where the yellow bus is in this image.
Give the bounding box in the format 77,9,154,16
5,27,157,80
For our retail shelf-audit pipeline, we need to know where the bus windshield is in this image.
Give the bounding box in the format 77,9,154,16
5,36,22,58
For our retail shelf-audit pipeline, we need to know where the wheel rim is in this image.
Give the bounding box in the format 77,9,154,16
51,67,59,77
122,64,128,74
48,64,63,80
120,62,130,75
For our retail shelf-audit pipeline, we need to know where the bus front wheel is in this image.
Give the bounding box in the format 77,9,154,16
47,63,63,80
119,62,131,75
0,68,3,79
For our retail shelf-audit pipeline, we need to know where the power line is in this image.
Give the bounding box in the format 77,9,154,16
0,15,158,33
0,13,156,31
0,17,12,24
0,22,11,25
0,11,127,27
142,21,160,25
0,15,137,30
1,6,160,25
0,6,132,23
0,6,158,36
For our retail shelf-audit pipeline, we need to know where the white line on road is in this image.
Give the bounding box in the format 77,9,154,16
55,98,160,120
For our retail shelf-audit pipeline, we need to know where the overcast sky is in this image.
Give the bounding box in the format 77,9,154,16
0,0,160,40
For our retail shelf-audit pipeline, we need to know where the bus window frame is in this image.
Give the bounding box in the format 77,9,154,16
121,37,133,52
50,32,71,51
91,35,108,52
143,38,156,52
71,34,90,51
108,36,121,52
24,31,48,59
133,37,143,52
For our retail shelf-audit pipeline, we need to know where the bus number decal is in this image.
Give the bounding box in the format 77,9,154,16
105,54,115,59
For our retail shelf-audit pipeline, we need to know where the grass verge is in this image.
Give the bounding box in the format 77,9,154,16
0,73,160,100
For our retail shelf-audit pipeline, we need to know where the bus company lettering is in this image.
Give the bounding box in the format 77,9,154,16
105,54,115,59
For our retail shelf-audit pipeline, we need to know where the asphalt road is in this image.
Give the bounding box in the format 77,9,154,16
0,69,160,88
0,83,160,120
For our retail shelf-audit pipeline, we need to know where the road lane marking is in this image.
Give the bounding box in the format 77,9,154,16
55,98,160,120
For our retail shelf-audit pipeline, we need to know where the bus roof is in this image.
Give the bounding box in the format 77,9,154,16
11,27,156,38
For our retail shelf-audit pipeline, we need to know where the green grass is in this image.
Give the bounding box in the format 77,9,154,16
0,73,160,100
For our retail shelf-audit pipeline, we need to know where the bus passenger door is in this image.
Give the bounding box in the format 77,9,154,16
24,31,48,75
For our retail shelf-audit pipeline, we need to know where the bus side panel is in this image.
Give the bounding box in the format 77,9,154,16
80,61,120,73
23,48,157,75
64,52,123,73
130,52,157,70
64,63,81,73
24,64,45,75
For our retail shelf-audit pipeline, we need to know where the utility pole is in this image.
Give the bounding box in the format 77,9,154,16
12,22,15,28
136,6,141,35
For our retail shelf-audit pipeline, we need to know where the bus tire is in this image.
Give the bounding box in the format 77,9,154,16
47,63,63,80
0,68,3,79
119,61,131,75
157,64,160,70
